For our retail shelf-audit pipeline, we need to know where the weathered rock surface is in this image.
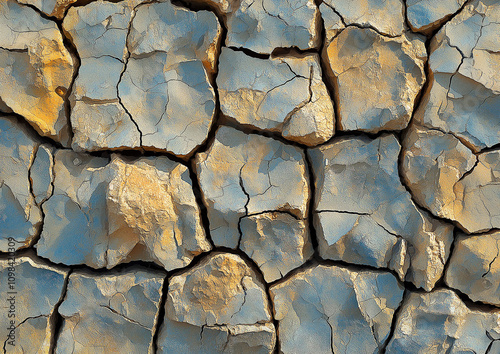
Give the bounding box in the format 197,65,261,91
158,252,275,353
402,125,500,233
37,151,211,269
65,0,220,156
324,27,426,133
319,3,344,44
415,0,500,151
56,269,164,353
0,116,52,251
270,265,404,353
386,289,500,353
240,212,313,283
406,0,467,33
18,0,77,19
446,231,500,306
0,256,67,353
321,0,405,36
226,0,320,54
309,135,454,290
195,126,309,248
0,0,74,144
218,48,335,145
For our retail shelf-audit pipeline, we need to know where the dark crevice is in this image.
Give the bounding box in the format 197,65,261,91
304,149,320,259
271,46,320,58
226,46,270,59
380,288,408,353
56,21,81,147
151,276,168,353
433,227,459,290
49,269,72,354
188,161,215,249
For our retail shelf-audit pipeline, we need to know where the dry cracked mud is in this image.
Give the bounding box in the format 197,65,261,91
1,0,500,353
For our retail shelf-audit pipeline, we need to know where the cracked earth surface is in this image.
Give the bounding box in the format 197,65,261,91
1,0,500,353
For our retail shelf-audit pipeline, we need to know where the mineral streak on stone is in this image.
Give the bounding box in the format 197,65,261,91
0,256,67,353
195,126,309,249
446,231,500,306
225,0,320,55
406,0,467,33
0,116,53,251
270,265,404,353
158,252,275,353
415,0,500,151
386,289,500,353
321,0,405,36
18,0,78,19
402,125,500,233
217,48,335,146
37,150,211,269
324,27,426,133
56,269,164,353
309,135,454,290
240,212,313,283
0,0,74,144
65,0,220,157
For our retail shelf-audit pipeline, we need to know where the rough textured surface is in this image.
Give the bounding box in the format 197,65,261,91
2,0,500,351
324,28,426,133
309,135,454,290
226,0,320,54
218,48,335,145
18,0,78,19
0,116,49,251
446,231,500,306
415,0,500,151
403,124,500,233
386,289,500,353
271,264,404,353
321,0,405,36
37,150,211,269
0,256,67,353
0,0,74,144
158,253,275,353
240,212,313,283
56,269,164,353
196,126,309,248
65,0,220,156
406,0,467,33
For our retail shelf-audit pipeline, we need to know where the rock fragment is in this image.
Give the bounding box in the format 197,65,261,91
217,48,335,145
240,212,313,283
0,256,67,353
309,135,454,290
65,0,220,156
386,289,500,353
324,27,426,133
415,0,500,151
402,125,500,233
18,0,78,19
56,268,164,353
0,0,74,144
37,151,210,269
0,116,52,251
158,252,275,353
446,231,500,306
195,126,309,248
321,0,405,36
270,265,404,353
226,0,320,54
406,0,467,33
